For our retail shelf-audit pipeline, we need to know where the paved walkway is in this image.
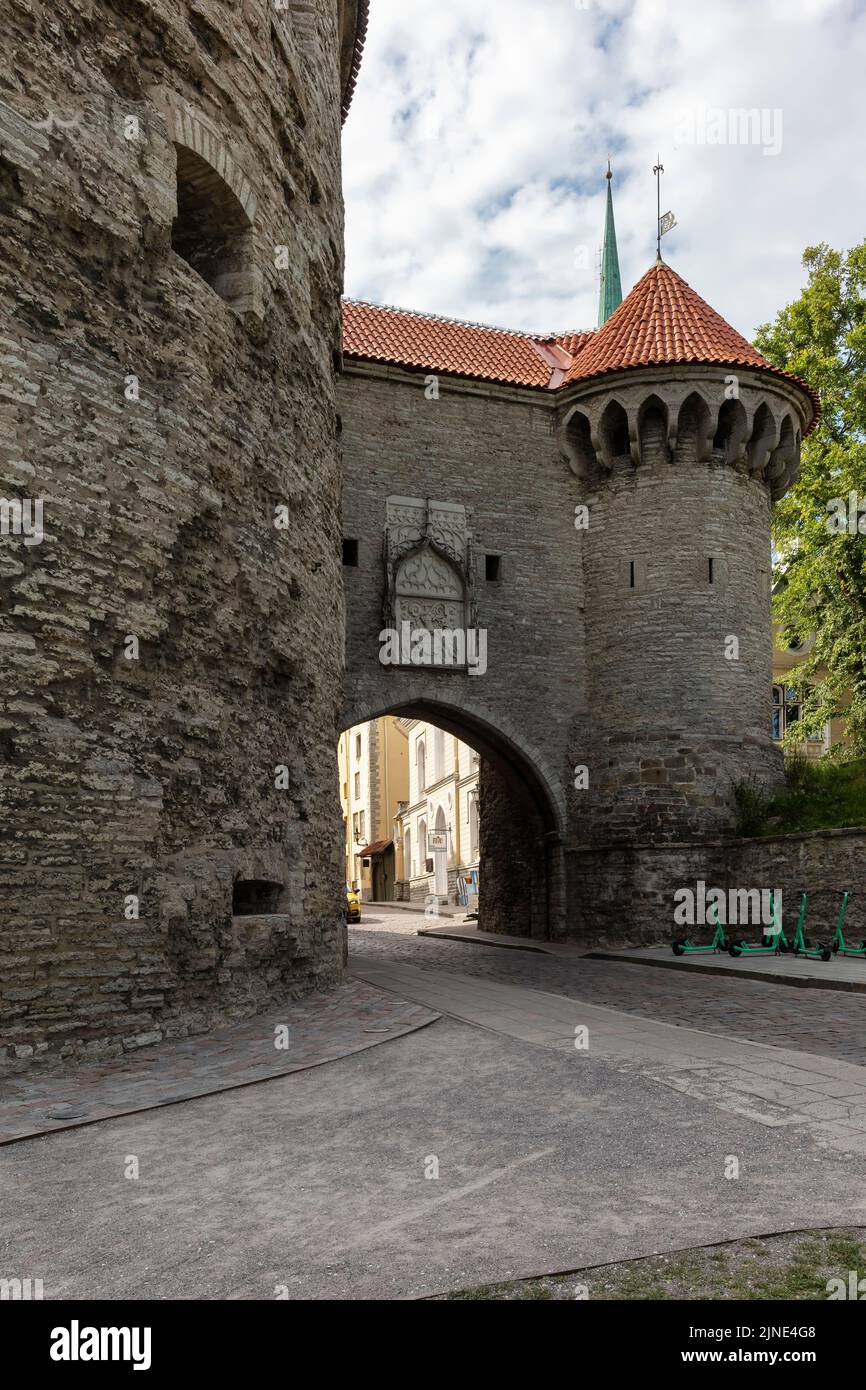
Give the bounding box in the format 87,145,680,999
6,908,866,1299
592,945,866,993
351,958,866,1154
0,979,438,1145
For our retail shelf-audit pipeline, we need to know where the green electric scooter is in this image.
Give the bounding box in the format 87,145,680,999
829,892,865,958
672,900,728,956
788,891,833,961
728,891,789,957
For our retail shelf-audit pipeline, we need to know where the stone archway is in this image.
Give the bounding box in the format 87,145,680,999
339,696,565,940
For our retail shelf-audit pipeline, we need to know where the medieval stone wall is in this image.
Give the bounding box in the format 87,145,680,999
570,827,866,948
0,0,349,1067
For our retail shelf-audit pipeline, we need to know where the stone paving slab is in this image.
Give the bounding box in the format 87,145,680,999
351,958,866,1156
0,980,439,1146
355,915,866,1066
590,945,866,993
418,922,589,956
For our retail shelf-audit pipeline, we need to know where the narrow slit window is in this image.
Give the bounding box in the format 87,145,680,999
708,557,714,584
485,554,502,582
343,538,359,567
629,560,635,589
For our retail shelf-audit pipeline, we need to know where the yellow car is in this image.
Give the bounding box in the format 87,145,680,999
345,885,361,924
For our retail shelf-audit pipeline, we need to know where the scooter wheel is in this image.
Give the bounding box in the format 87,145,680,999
672,941,686,956
821,946,832,962
728,945,742,958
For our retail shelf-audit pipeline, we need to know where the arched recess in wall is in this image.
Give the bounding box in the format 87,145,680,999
153,91,262,319
172,144,257,313
600,399,630,466
712,398,748,465
562,408,598,483
748,400,777,475
675,392,712,463
637,393,670,466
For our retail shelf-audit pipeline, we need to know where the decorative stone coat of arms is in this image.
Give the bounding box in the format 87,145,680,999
383,497,477,641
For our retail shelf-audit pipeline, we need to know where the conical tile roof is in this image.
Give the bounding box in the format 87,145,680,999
563,259,820,427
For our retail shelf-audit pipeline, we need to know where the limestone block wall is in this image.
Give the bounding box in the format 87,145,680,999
0,0,349,1066
569,828,866,946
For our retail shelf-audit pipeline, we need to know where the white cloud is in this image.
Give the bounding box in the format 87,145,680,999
342,0,866,338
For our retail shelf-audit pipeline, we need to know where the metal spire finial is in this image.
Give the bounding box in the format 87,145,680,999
653,155,664,259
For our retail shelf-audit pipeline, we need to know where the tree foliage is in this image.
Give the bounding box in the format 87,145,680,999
754,242,866,754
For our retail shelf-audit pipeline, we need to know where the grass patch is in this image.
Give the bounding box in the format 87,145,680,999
731,756,866,836
439,1229,866,1301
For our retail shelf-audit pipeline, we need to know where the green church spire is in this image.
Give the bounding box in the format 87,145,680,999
597,158,623,327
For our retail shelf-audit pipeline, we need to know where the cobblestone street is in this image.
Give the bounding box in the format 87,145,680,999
351,908,866,1066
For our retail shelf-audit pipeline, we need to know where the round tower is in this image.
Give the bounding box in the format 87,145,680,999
560,260,819,844
0,1,367,1064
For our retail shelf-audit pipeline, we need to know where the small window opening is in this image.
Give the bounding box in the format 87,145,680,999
343,538,359,567
232,879,282,915
708,557,714,584
172,145,253,311
629,560,635,589
485,554,502,582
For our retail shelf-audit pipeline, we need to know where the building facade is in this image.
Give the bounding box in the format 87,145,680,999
394,720,480,908
772,633,851,758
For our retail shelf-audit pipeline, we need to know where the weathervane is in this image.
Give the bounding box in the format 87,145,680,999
653,155,677,259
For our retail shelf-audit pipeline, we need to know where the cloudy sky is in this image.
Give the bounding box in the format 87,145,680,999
342,0,866,340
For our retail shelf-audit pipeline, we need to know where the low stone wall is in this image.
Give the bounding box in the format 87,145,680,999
566,827,866,947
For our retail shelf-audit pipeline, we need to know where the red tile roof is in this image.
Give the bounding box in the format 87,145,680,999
342,262,820,429
342,299,565,388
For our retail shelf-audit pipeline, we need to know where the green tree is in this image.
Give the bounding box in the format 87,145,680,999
754,241,866,754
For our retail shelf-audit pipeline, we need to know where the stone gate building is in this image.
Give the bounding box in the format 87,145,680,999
340,268,819,939
0,0,821,1067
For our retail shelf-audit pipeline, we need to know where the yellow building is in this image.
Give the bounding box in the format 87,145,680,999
338,717,408,900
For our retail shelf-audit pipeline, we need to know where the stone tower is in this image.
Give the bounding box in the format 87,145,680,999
561,258,819,846
0,1,368,1066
